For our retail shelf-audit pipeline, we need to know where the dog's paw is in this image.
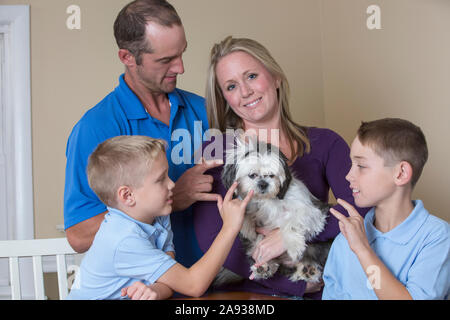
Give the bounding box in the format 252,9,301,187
250,262,279,280
289,262,322,283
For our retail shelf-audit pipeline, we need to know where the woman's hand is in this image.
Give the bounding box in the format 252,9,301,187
251,228,286,266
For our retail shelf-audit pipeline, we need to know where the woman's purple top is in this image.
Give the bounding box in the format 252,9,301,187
192,127,369,299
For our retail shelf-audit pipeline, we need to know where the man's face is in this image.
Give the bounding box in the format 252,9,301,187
135,22,187,94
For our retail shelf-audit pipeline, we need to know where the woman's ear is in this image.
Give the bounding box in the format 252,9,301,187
395,161,413,186
117,185,135,207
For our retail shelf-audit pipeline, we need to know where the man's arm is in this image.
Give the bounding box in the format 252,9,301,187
66,211,106,253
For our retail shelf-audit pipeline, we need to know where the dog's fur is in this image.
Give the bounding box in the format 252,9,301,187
215,136,332,285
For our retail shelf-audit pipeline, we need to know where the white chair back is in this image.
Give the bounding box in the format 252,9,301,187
0,238,78,300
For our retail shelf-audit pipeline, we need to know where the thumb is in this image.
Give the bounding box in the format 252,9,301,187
216,195,223,212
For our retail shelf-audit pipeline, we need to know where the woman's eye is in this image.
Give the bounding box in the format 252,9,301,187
226,84,236,91
248,73,257,80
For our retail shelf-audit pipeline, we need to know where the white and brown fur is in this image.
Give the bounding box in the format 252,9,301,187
215,136,332,285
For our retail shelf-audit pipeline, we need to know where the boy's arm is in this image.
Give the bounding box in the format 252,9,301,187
158,182,253,298
331,199,412,300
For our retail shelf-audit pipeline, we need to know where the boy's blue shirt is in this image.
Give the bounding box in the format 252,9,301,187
67,207,176,300
323,200,450,300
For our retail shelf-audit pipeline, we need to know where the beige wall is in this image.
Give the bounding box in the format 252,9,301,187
0,0,448,241
321,0,450,220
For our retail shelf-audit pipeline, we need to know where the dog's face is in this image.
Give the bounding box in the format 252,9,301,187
222,137,292,200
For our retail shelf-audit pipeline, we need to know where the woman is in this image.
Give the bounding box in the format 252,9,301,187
193,36,369,299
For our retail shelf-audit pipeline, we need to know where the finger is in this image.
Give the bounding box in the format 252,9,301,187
249,272,256,280
255,227,271,236
241,189,254,207
224,181,239,201
121,287,128,297
216,195,223,211
195,192,221,202
195,157,224,174
336,198,360,217
330,207,348,222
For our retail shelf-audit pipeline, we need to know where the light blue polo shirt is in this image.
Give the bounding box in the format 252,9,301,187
67,207,177,300
322,200,450,300
64,74,208,267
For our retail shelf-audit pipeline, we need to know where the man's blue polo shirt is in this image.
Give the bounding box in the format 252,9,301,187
66,207,177,300
322,200,450,300
64,74,208,267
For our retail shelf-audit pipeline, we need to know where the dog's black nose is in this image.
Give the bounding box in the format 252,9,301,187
257,180,269,191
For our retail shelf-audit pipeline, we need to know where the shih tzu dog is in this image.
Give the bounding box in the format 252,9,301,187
215,136,332,285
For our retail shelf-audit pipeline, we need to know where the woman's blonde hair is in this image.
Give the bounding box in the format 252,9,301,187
87,135,166,208
206,36,310,160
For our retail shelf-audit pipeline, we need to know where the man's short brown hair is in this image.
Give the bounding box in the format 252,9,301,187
357,118,428,187
113,0,182,64
87,135,166,208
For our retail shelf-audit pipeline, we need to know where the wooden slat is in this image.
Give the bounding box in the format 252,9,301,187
32,256,45,300
9,257,21,300
56,254,68,300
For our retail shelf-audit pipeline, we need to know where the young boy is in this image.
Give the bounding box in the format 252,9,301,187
322,118,449,300
67,135,253,299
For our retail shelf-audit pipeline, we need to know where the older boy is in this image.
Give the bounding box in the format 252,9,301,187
322,118,449,300
67,136,253,299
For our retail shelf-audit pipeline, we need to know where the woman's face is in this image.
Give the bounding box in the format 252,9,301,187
215,51,281,128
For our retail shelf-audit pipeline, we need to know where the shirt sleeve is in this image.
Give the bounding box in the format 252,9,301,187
114,235,177,284
315,130,370,242
64,120,110,229
405,224,450,300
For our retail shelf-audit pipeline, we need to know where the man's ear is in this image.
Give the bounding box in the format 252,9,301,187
118,49,136,68
394,161,413,186
117,185,135,207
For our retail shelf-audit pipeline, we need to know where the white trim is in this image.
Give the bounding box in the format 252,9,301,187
0,5,33,300
0,5,34,241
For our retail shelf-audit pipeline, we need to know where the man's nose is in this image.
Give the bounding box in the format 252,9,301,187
171,56,184,75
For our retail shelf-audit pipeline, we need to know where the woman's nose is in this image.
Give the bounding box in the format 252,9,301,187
240,83,253,98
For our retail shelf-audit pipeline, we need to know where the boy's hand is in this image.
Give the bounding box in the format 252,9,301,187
121,281,159,300
217,181,254,233
330,198,370,255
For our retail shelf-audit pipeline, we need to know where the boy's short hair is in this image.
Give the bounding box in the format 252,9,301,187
87,135,167,207
357,118,428,187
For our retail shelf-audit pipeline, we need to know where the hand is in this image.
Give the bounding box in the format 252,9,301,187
330,198,370,255
251,228,286,266
217,181,254,234
304,279,324,293
121,281,159,300
171,158,223,212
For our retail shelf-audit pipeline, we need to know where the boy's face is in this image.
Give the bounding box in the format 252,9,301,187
346,137,397,208
132,152,175,223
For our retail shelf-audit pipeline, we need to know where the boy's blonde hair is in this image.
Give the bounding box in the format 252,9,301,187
87,135,166,207
357,118,428,187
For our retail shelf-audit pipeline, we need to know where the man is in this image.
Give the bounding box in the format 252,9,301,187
64,0,219,267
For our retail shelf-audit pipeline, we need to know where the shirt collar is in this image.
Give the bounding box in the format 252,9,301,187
114,74,184,121
106,206,159,237
364,200,429,245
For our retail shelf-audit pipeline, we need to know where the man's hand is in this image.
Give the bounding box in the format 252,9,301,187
171,158,223,212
